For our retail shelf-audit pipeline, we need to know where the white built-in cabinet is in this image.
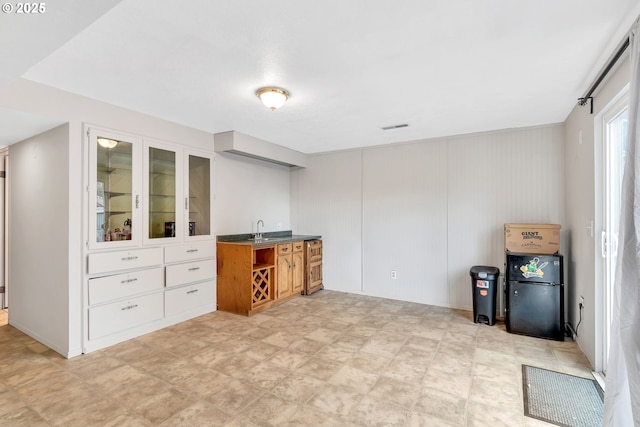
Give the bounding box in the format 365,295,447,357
84,125,215,354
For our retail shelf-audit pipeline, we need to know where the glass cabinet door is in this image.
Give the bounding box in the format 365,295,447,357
185,151,212,239
89,128,141,247
146,144,181,241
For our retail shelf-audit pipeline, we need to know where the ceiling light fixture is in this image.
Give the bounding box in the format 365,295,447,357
97,137,118,149
256,87,289,111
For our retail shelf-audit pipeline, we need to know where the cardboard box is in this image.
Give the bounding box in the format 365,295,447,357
504,223,560,254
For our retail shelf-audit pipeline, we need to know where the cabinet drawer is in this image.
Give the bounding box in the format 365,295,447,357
307,240,322,250
88,291,163,340
89,267,163,306
165,280,215,317
164,242,216,263
166,259,216,288
277,243,292,256
292,241,304,253
307,240,322,260
88,247,163,275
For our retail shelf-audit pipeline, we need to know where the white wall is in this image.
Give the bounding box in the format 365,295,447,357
9,124,71,355
361,142,449,305
292,124,565,309
214,152,291,235
564,57,630,370
447,126,565,309
291,151,363,293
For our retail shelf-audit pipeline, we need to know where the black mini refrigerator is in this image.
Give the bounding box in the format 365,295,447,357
505,253,564,341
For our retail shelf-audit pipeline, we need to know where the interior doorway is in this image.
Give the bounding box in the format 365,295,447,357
597,88,629,375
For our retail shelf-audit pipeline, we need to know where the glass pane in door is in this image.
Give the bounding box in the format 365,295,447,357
96,137,133,242
188,154,210,236
149,147,176,238
603,106,628,372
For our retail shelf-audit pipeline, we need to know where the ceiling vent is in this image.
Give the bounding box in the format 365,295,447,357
381,123,408,130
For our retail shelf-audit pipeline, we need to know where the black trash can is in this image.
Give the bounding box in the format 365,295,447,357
469,266,500,325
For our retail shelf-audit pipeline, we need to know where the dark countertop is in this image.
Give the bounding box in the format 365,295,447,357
217,230,321,247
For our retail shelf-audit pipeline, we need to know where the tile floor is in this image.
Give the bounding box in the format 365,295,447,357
0,291,592,426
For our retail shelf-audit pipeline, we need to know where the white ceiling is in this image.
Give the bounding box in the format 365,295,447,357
3,0,640,153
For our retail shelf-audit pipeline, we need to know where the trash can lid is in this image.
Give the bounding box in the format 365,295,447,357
469,265,500,279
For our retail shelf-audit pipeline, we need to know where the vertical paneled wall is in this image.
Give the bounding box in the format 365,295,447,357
447,126,565,309
291,124,565,310
361,142,448,305
291,151,363,293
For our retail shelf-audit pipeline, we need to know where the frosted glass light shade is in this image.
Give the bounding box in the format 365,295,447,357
256,87,289,110
97,137,118,149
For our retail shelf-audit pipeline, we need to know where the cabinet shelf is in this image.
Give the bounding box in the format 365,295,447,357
97,165,133,174
150,170,176,177
252,263,275,271
149,194,176,198
104,191,130,198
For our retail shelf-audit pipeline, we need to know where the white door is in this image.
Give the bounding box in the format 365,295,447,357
599,92,629,374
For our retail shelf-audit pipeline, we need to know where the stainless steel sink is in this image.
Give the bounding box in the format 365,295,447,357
255,237,286,242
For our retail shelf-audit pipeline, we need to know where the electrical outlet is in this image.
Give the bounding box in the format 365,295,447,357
391,270,397,279
580,295,585,309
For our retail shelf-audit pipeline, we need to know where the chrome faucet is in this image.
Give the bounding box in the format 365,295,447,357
256,219,264,241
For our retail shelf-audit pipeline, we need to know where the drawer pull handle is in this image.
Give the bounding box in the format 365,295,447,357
121,256,139,261
186,249,198,253
282,248,288,252
121,304,138,311
187,289,199,295
188,267,200,272
120,278,138,284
